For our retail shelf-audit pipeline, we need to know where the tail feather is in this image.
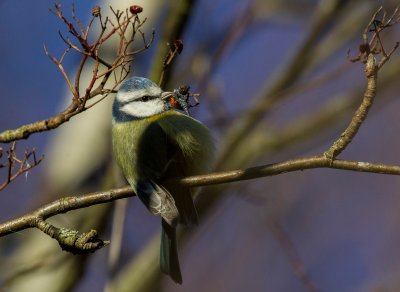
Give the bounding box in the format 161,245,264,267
176,188,198,227
160,219,182,284
163,180,198,227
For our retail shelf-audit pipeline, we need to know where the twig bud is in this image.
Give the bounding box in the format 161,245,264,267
130,5,143,14
174,39,184,54
92,6,101,17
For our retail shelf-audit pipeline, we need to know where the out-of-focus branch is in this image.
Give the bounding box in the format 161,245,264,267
217,0,347,169
196,1,256,123
149,0,197,88
158,39,184,86
267,220,318,292
0,4,153,143
0,142,43,191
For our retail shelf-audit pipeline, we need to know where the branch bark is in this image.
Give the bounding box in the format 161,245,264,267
1,155,400,239
323,53,377,159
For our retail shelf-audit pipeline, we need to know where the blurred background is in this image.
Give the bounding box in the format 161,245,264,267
1,0,400,291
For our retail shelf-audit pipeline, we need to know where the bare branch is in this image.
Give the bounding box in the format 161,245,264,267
1,155,400,244
0,3,152,143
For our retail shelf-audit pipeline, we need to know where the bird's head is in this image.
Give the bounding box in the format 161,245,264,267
112,77,176,123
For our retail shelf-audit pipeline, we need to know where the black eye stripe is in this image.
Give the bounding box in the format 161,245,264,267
119,95,159,105
141,95,151,102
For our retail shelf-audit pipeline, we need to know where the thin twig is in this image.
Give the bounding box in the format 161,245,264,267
43,44,78,99
324,7,399,160
0,143,44,191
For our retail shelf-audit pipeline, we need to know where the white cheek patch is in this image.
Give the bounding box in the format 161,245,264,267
121,99,165,118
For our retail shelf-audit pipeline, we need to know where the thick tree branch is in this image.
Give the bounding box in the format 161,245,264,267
1,155,400,241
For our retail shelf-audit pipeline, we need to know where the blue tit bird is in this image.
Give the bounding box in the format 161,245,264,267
111,77,214,284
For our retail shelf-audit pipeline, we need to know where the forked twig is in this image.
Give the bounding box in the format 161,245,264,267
325,7,399,160
0,143,44,191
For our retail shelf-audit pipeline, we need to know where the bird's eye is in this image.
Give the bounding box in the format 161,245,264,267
141,96,151,102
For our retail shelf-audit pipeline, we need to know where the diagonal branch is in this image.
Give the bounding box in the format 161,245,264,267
267,220,319,292
323,53,377,159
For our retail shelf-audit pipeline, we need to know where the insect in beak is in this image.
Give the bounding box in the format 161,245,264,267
161,92,181,109
161,91,190,115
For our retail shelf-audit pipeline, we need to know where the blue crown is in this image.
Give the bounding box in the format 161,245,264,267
119,77,158,92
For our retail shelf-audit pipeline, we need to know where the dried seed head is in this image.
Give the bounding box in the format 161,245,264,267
130,5,143,14
359,43,369,54
178,85,190,95
92,6,101,17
